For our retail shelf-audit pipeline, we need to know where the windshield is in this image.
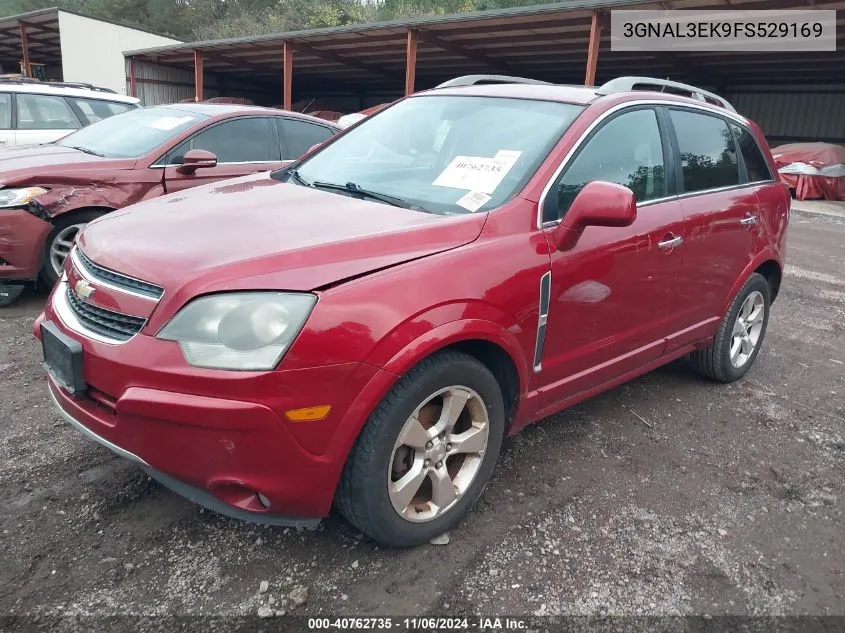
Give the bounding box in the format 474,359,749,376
55,107,204,159
287,95,583,215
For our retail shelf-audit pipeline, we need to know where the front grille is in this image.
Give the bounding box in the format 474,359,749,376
66,287,146,342
76,249,164,300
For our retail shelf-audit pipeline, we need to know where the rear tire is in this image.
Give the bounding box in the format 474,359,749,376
690,273,770,383
336,350,505,548
39,210,105,287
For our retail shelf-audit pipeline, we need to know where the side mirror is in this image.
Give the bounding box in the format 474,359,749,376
177,149,217,174
552,181,637,251
306,142,323,155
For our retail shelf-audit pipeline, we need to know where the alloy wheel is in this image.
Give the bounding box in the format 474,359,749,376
387,386,489,523
729,290,765,368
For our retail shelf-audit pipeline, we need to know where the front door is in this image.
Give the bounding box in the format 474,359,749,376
535,106,689,409
163,117,282,193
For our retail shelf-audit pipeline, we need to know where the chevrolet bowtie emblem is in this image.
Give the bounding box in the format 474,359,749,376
75,279,96,301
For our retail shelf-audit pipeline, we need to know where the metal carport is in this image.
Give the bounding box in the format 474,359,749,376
124,0,845,143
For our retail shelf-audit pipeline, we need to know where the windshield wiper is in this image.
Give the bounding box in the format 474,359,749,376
311,180,423,211
69,145,105,157
287,168,311,186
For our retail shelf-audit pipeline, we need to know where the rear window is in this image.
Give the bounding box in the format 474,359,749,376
670,109,740,194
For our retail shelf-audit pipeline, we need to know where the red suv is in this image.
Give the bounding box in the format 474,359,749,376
34,76,790,547
0,103,339,300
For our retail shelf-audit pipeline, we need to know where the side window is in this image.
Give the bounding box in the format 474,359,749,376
278,119,334,159
670,109,740,194
72,98,134,124
0,93,10,129
181,117,275,163
545,108,666,223
730,123,773,183
15,94,81,130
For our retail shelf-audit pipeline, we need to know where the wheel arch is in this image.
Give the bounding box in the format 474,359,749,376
722,252,783,314
320,319,530,504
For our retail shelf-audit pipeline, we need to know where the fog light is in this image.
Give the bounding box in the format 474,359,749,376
257,493,271,508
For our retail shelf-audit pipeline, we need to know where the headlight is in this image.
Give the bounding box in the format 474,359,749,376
0,187,48,208
157,292,317,370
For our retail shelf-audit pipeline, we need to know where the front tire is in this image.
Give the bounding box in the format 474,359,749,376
336,350,505,548
690,273,770,382
39,210,105,287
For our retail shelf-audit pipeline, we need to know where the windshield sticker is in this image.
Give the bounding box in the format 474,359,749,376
147,116,194,131
433,150,522,194
456,190,491,212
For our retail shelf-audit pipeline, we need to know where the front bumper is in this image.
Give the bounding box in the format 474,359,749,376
48,384,318,528
38,288,392,522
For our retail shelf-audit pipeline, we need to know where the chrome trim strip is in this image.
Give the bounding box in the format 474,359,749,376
52,280,141,346
71,249,161,302
49,386,149,466
533,271,552,372
536,99,753,229
149,160,275,169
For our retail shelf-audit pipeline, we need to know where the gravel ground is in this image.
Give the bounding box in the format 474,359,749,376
0,209,843,624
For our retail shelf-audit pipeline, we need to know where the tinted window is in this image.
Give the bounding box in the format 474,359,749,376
670,109,740,193
730,123,772,182
278,119,334,159
72,98,135,124
0,93,10,129
547,108,666,222
174,117,275,163
16,93,80,130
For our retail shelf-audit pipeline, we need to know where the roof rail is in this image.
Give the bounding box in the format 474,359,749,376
596,76,736,112
436,74,554,89
0,78,117,94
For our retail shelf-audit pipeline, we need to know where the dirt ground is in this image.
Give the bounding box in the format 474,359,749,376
0,208,843,626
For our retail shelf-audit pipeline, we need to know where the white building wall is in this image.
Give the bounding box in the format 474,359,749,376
58,12,180,95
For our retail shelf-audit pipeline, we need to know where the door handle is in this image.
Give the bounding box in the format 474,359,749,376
740,215,758,226
658,235,683,250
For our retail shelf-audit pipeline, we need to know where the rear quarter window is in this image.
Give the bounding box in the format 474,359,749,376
730,123,773,183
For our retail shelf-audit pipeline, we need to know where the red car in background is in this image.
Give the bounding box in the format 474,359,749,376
35,76,788,547
0,103,339,301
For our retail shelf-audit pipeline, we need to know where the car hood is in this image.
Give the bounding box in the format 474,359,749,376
78,173,485,297
0,144,132,183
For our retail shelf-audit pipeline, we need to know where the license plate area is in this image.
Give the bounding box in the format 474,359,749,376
41,321,87,394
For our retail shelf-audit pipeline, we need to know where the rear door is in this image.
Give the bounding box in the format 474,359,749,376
163,116,282,193
275,117,336,160
14,92,83,145
0,93,13,147
669,108,760,332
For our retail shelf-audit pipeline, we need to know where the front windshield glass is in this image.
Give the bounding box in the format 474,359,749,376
289,95,583,215
55,107,204,159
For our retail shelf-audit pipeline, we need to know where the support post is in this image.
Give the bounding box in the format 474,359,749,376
19,22,31,78
283,41,293,110
194,49,204,102
128,58,137,97
584,11,601,86
405,28,418,96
